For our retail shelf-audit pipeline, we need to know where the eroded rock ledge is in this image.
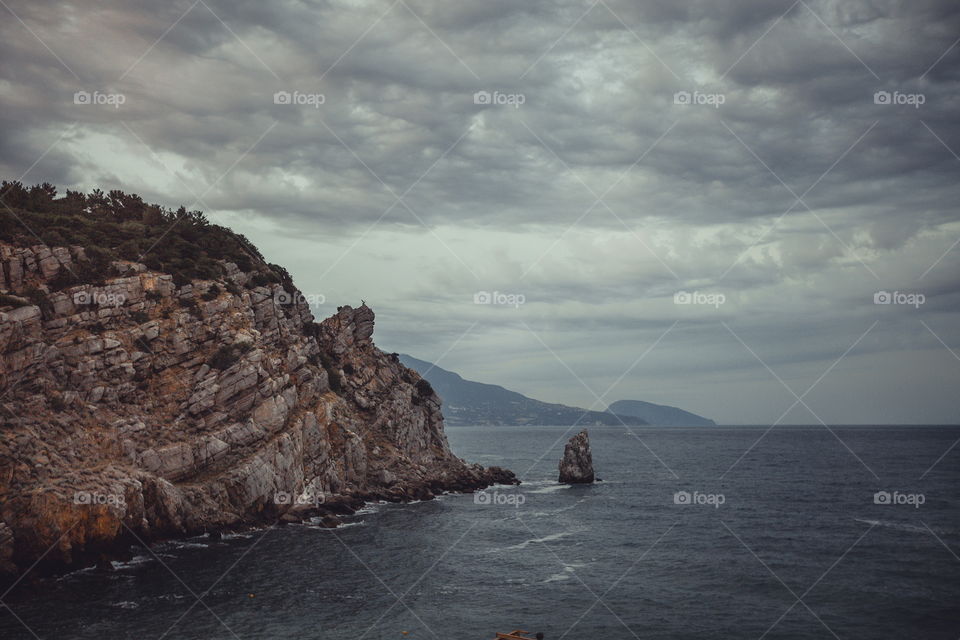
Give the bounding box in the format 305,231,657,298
0,243,516,580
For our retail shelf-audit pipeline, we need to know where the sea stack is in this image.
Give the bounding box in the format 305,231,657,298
558,429,595,483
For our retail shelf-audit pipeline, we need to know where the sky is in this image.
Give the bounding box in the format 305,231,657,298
0,0,958,424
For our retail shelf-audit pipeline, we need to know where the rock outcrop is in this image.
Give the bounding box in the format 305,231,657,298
558,429,595,483
0,241,516,580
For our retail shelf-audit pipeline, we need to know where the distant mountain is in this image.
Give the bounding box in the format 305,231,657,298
399,354,648,426
607,399,716,426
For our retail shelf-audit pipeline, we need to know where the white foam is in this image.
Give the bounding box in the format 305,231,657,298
542,563,584,583
855,518,935,534
110,555,153,570
526,483,571,494
501,531,572,551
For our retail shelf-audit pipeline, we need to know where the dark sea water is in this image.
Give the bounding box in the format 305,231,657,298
2,425,958,639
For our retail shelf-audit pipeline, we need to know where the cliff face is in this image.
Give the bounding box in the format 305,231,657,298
0,242,515,578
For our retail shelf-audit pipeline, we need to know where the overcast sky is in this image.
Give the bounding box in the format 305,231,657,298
1,0,958,425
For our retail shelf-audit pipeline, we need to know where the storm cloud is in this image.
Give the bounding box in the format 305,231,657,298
1,0,958,425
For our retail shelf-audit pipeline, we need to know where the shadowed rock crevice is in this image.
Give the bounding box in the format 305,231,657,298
0,237,516,580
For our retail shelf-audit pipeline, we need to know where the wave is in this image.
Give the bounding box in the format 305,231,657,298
110,555,154,570
855,518,943,535
542,562,586,583
497,530,573,552
525,483,571,495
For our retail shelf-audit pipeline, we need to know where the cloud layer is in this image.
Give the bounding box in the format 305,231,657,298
1,0,959,425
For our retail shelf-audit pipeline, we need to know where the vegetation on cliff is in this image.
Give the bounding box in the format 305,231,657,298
0,181,292,290
0,181,516,580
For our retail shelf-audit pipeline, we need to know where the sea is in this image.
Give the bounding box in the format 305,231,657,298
1,425,958,639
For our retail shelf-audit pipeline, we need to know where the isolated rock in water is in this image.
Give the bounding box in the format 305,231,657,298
558,429,595,483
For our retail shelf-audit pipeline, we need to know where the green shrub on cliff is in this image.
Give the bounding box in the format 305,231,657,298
0,180,271,287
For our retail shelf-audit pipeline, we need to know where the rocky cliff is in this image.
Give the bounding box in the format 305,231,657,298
0,241,515,580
